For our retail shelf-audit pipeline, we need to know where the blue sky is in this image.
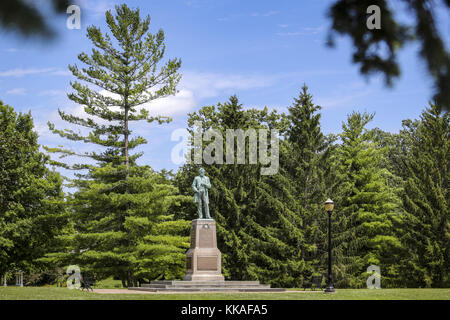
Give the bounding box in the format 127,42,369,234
0,0,448,172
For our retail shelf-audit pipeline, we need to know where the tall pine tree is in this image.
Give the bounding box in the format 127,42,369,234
285,84,332,280
333,112,402,288
399,103,449,287
43,4,189,287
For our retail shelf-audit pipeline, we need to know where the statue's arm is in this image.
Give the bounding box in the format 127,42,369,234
205,177,211,189
192,178,199,193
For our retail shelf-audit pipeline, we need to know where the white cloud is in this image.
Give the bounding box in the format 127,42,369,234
93,71,279,118
316,91,372,108
39,89,66,96
78,0,117,18
5,88,26,95
219,10,278,22
181,71,277,98
0,68,54,77
251,11,279,17
276,26,325,36
217,13,244,22
143,89,196,117
50,70,72,76
38,71,281,136
316,82,373,108
34,122,51,136
36,70,285,172
0,67,71,78
303,26,326,34
92,88,195,119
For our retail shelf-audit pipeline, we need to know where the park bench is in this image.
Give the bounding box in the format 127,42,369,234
80,277,95,292
302,275,323,291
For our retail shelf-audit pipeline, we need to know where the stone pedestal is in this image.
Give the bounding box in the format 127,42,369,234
183,219,224,281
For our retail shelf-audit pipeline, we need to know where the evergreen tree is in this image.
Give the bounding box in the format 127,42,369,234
373,129,406,193
400,103,449,287
284,84,331,279
43,4,188,287
0,101,66,279
333,112,403,288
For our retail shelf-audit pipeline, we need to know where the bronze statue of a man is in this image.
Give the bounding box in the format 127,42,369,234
192,168,212,219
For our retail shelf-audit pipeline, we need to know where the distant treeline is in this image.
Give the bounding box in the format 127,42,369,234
1,89,448,288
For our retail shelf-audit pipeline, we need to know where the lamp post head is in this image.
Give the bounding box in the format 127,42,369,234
325,198,334,212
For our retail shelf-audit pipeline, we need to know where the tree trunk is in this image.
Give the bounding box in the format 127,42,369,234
124,104,129,184
127,271,134,288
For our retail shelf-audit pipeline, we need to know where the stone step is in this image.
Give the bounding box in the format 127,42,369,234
147,280,262,286
143,284,271,289
129,287,285,292
167,284,270,289
143,284,167,288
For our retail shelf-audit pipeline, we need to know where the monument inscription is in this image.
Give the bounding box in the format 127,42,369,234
197,257,218,271
199,228,214,247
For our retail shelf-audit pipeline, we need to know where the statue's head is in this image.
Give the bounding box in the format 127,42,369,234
199,167,205,176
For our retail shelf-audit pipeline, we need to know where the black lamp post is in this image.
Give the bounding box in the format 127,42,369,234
324,198,335,293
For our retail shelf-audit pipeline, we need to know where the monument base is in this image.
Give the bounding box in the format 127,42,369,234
183,219,224,281
128,219,285,292
129,280,285,292
183,273,225,282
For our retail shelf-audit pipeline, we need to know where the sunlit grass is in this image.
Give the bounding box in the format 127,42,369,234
0,287,448,300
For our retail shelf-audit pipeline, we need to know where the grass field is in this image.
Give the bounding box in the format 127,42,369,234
0,287,449,300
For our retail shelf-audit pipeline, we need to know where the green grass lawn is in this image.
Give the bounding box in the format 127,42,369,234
0,287,449,300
